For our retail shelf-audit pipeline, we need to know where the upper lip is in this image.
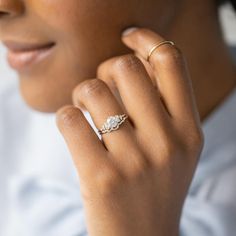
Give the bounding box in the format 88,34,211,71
2,40,55,52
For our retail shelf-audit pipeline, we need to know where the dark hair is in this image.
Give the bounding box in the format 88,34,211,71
218,0,236,10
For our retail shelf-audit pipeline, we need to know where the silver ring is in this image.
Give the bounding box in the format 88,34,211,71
98,114,128,135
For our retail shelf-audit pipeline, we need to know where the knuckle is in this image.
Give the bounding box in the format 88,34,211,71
97,60,112,79
155,137,180,167
113,54,143,73
78,79,107,99
180,125,204,161
56,105,80,128
72,85,81,104
96,166,123,197
96,61,108,79
96,62,115,87
162,142,177,159
189,127,204,153
126,158,150,182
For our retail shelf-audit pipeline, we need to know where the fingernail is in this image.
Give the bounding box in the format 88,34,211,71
122,27,139,37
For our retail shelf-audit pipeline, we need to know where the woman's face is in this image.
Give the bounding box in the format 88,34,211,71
0,0,178,112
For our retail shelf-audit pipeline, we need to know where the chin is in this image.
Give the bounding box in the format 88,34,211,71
19,79,74,114
20,91,73,114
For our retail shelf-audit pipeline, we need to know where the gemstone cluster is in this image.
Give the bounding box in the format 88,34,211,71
98,114,128,135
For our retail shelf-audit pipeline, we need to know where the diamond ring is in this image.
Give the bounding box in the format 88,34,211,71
98,114,128,135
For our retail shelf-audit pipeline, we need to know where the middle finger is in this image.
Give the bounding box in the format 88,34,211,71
97,54,171,135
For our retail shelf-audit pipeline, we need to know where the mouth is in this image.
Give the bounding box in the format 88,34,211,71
3,40,56,72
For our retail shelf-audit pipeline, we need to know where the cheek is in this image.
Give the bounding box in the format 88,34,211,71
19,1,132,113
30,1,123,33
29,1,84,29
30,0,131,72
21,1,174,113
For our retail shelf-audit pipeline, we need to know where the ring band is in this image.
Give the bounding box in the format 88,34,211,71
147,40,175,62
98,114,128,135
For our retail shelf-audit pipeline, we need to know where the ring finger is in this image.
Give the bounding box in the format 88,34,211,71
72,78,146,172
96,54,171,138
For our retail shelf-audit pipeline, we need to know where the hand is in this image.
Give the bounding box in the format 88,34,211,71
56,28,204,236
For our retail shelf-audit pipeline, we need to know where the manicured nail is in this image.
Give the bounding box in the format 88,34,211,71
122,27,139,37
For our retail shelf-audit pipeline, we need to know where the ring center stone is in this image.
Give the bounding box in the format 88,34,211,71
106,116,120,129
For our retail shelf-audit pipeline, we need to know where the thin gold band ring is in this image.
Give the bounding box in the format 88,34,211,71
147,40,175,62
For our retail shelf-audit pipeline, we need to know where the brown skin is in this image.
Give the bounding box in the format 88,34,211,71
57,29,204,236
0,0,236,235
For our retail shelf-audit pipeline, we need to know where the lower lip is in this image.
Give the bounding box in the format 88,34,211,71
7,44,55,72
